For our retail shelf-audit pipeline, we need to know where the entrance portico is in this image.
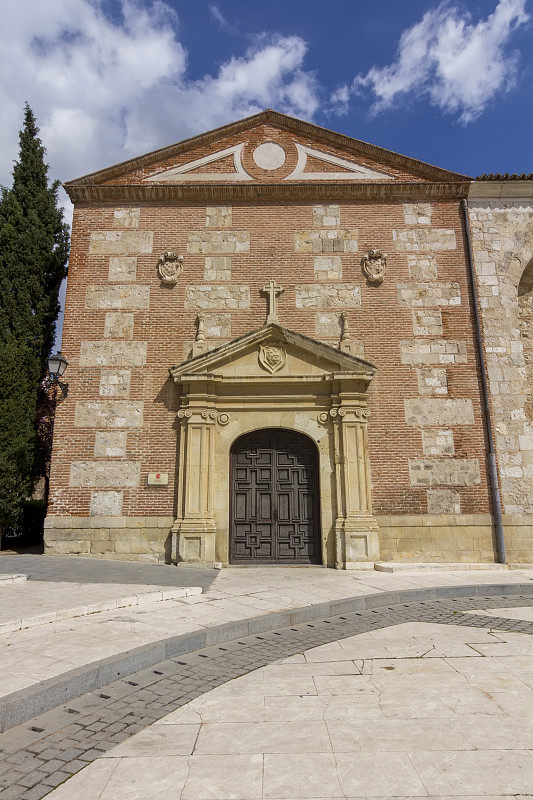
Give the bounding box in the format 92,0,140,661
169,322,379,569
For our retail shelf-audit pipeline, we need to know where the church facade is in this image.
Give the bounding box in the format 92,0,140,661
44,111,533,567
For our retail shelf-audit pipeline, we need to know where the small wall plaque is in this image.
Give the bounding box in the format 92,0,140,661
147,472,169,486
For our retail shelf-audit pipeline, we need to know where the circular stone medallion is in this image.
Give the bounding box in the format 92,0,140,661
252,142,286,171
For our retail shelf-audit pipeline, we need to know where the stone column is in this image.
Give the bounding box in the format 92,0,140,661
172,407,217,564
323,405,380,568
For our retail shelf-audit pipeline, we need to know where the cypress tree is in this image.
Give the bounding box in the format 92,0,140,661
0,104,70,526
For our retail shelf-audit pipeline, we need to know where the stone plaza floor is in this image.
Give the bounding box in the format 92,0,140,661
2,557,533,798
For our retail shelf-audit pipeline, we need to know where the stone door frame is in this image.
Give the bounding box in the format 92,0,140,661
169,323,380,569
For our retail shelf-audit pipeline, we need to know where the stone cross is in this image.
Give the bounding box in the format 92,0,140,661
261,279,284,324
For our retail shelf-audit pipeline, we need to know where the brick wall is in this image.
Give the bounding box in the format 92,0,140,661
49,192,491,527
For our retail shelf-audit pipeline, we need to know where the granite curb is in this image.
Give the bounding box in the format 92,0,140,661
0,574,29,585
0,586,202,636
2,580,533,733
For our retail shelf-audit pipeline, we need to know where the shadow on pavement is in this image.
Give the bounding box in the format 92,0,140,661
0,554,218,591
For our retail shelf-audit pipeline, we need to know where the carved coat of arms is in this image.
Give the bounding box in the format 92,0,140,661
157,251,183,285
361,249,387,285
259,342,286,374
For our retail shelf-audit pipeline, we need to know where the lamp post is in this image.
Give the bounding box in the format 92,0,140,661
47,351,69,398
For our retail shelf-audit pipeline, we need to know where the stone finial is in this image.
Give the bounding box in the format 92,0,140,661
261,279,284,325
192,314,208,357
196,314,205,342
339,312,355,355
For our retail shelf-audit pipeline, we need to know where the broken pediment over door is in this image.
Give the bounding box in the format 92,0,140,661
169,322,376,386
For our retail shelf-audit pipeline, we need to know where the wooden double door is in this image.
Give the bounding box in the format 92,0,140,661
230,429,321,564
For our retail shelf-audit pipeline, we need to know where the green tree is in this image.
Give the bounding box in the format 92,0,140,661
0,104,70,526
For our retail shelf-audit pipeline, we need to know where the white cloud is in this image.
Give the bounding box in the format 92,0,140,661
209,4,233,31
353,0,529,123
329,84,351,116
0,0,319,224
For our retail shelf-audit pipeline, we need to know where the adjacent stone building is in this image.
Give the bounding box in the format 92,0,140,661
44,111,533,566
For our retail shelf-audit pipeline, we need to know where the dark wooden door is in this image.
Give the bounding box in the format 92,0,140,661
230,429,320,564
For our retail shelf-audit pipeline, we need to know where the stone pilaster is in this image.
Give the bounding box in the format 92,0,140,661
172,406,218,564
321,404,379,568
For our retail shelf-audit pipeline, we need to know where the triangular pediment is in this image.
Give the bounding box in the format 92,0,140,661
65,110,470,196
170,324,376,383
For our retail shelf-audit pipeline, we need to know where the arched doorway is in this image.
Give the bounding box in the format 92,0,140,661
230,428,321,564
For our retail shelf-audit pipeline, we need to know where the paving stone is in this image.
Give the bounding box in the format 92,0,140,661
0,785,27,799
5,592,533,798
19,786,51,800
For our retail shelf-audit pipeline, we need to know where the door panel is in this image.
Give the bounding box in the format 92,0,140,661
230,429,320,564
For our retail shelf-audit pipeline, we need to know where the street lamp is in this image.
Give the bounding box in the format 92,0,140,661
47,351,69,398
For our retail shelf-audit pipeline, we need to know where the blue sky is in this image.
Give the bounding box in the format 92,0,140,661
1,0,531,207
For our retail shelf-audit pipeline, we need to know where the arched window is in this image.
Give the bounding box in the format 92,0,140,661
518,256,533,297
518,256,533,420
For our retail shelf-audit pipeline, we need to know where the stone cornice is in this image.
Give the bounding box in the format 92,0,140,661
63,110,470,189
65,180,470,204
469,179,533,201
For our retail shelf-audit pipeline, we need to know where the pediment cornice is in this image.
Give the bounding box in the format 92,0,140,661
64,110,470,202
66,180,469,204
169,323,376,383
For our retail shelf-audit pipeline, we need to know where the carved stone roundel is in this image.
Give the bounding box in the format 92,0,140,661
253,142,286,171
259,342,286,374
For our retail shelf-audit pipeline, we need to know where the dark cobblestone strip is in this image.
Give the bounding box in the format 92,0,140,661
1,592,533,799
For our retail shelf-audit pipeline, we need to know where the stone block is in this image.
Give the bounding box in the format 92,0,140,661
113,208,140,228
398,282,461,307
203,313,231,338
313,205,340,227
89,231,153,254
295,284,361,308
416,367,448,395
75,401,143,428
315,312,342,338
204,257,231,281
403,203,432,225
427,488,461,514
401,339,468,365
412,309,443,336
187,231,249,254
422,429,455,455
108,257,137,282
294,229,358,253
185,285,250,309
130,540,151,554
314,256,342,280
103,312,134,339
405,398,474,426
94,431,128,457
206,207,232,228
90,491,123,516
99,369,131,397
80,341,146,367
86,284,150,310
407,255,438,280
409,458,481,486
392,228,456,252
70,461,141,488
